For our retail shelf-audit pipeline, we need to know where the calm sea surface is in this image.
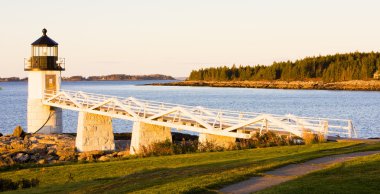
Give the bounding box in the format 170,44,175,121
0,81,379,138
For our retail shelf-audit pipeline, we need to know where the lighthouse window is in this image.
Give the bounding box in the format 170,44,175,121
32,46,57,56
42,47,48,56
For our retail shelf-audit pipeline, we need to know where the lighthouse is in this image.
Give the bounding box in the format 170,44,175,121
24,29,64,134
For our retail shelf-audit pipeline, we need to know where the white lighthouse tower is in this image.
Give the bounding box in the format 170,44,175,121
24,29,64,134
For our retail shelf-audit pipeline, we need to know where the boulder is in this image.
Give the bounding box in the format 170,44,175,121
10,141,25,150
12,126,25,138
117,151,130,158
77,154,87,161
98,156,110,162
30,154,41,162
29,136,38,143
13,153,30,163
77,151,105,162
56,149,76,161
47,149,57,156
0,156,15,166
0,133,3,137
37,159,46,165
0,158,6,167
30,144,47,155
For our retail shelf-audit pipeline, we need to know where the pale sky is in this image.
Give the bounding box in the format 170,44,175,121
1,0,380,77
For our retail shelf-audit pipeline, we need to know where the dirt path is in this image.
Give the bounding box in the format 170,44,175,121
219,150,380,194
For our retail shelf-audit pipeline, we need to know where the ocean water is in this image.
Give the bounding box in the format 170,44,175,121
0,81,379,138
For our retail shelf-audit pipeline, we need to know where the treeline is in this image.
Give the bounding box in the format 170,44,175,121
188,52,380,82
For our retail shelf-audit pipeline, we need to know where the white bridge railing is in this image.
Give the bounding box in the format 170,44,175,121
43,89,357,139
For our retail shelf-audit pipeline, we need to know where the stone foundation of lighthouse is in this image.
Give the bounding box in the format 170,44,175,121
27,99,62,134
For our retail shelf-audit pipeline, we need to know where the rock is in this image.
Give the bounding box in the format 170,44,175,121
47,149,56,156
117,151,130,157
48,159,58,164
0,158,6,167
30,154,41,162
12,126,25,138
46,155,57,161
29,136,38,143
37,159,46,164
56,149,76,161
23,136,32,148
0,134,78,166
23,135,30,141
77,151,105,162
13,153,30,163
98,156,110,162
10,141,25,150
108,152,119,157
38,139,56,145
0,133,3,137
0,156,15,166
30,144,47,155
77,154,87,161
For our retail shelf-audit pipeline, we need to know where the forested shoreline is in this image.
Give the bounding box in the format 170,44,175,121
153,80,380,91
188,52,380,82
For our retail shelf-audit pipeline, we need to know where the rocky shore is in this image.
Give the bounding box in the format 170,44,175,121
151,80,380,91
0,127,130,168
0,127,199,168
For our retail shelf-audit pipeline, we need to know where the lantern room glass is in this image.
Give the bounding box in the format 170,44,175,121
32,46,58,57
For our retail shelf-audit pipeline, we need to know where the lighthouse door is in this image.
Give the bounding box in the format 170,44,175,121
45,75,57,92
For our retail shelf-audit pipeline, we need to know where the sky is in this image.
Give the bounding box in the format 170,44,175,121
1,0,380,77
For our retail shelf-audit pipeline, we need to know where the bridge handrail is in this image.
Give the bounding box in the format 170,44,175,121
43,89,357,138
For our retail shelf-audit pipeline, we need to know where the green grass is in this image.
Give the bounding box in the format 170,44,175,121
258,151,380,194
2,141,380,193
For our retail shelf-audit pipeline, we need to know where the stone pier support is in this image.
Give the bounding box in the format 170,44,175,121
198,133,236,149
130,122,172,154
75,112,115,152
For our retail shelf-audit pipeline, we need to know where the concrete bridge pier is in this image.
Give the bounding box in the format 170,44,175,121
75,112,115,152
198,133,236,149
130,121,172,154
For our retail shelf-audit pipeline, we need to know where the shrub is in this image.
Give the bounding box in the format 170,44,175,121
137,139,223,156
197,140,224,152
138,139,174,157
136,131,306,157
302,130,326,144
0,178,18,192
172,139,198,154
236,131,301,149
0,178,39,192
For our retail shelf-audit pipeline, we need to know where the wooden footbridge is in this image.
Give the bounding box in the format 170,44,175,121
43,89,357,141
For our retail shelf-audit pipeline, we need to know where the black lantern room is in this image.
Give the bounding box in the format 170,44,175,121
24,29,65,71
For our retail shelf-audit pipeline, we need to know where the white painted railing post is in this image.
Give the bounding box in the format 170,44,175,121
323,120,329,138
263,118,268,132
348,120,353,138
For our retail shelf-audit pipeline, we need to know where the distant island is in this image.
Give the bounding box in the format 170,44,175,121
153,52,380,91
0,74,175,82
0,77,27,82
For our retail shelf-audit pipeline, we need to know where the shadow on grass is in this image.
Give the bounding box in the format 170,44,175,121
5,142,380,194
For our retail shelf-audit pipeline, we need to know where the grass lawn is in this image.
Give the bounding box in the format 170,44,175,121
258,151,380,194
1,140,380,193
